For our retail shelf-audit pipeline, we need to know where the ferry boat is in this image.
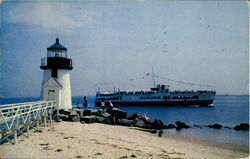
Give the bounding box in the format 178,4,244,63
95,84,216,107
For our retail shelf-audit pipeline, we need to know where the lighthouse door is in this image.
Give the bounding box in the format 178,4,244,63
48,89,56,101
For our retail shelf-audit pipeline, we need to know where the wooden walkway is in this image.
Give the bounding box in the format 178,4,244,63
0,100,56,145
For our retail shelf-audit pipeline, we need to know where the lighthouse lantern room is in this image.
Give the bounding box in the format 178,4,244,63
40,38,73,110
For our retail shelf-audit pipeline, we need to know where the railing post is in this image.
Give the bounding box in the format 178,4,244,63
27,107,31,138
36,103,41,131
36,117,40,131
50,108,53,124
49,102,53,124
14,107,20,144
14,129,18,145
44,103,47,127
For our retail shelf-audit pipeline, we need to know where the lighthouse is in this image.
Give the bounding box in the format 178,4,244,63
40,38,73,110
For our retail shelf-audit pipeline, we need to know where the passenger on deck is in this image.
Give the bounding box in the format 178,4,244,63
101,100,105,113
109,101,113,109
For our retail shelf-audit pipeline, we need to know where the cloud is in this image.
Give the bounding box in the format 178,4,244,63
4,1,97,34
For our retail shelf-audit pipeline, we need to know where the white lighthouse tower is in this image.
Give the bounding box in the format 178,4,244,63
40,38,73,110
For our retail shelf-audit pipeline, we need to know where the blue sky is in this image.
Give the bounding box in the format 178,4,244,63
1,0,249,97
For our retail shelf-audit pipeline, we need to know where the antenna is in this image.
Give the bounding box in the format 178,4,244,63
152,66,156,88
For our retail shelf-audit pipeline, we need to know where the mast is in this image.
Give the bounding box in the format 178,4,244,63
152,66,156,88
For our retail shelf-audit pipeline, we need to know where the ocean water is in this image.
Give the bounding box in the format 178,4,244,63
1,95,249,146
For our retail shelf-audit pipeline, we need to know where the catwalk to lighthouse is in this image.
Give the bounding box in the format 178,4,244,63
40,38,73,110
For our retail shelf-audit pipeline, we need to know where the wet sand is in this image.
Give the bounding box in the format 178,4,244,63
0,121,249,159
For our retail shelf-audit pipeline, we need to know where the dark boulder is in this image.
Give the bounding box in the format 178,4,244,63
125,113,138,121
59,114,69,120
104,116,116,125
83,109,92,116
80,116,97,124
95,116,105,123
69,110,78,116
106,108,127,119
118,118,135,126
207,123,222,129
135,119,152,129
89,109,99,116
75,109,83,116
96,109,105,116
99,112,111,118
59,109,71,116
96,112,115,125
82,109,100,116
175,121,190,129
137,114,151,123
163,124,176,129
158,130,163,137
58,109,79,121
152,119,164,129
234,123,249,130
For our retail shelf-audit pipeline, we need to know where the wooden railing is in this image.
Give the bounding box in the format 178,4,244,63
0,100,56,145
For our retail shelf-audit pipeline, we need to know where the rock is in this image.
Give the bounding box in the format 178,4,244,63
152,119,164,129
137,113,151,123
163,124,176,129
82,109,99,116
208,123,222,129
91,109,100,116
75,109,83,116
104,116,116,125
234,123,249,130
158,130,163,137
69,110,79,121
59,114,69,121
95,116,105,123
59,109,71,115
125,113,138,121
83,109,92,116
106,108,127,119
175,121,190,129
118,118,135,126
224,126,232,129
58,109,79,121
99,112,111,118
135,119,152,129
80,116,97,124
69,110,78,116
96,112,115,125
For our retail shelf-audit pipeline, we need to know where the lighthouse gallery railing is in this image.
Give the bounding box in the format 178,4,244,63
0,100,56,144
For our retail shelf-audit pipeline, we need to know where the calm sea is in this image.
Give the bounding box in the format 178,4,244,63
1,95,249,146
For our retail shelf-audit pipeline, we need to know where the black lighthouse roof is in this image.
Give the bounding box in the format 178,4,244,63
47,38,67,50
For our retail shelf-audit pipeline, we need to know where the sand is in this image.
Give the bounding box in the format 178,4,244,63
0,121,249,159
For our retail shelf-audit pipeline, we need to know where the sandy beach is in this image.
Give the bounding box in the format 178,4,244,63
0,121,249,159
